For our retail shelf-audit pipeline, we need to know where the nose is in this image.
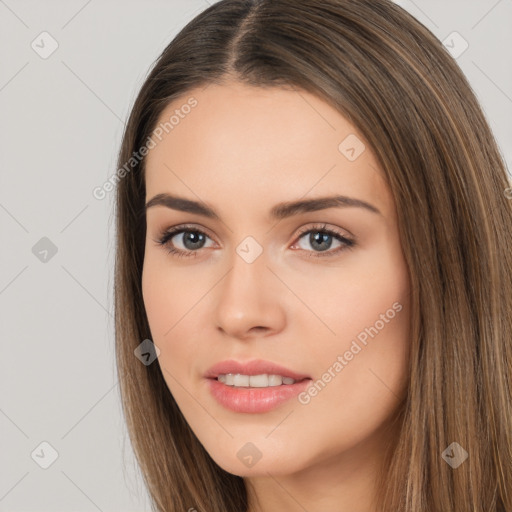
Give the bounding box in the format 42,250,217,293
213,246,286,340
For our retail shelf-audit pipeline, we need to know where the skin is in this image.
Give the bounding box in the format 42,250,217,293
142,80,411,512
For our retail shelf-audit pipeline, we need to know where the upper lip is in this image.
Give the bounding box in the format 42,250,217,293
205,359,311,381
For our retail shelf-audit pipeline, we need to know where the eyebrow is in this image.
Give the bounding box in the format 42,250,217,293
145,193,382,220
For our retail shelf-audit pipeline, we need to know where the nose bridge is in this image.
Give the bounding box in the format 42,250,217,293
224,234,270,297
213,234,284,336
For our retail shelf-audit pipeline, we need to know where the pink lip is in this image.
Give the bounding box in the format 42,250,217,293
206,378,312,413
204,359,311,381
204,359,312,413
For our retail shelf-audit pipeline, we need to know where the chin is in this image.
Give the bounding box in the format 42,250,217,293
206,442,306,478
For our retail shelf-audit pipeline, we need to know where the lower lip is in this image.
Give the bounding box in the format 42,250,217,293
206,377,312,413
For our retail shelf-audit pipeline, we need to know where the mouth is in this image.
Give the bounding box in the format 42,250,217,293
204,359,313,413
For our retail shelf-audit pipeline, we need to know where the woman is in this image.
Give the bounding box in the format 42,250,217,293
114,0,512,510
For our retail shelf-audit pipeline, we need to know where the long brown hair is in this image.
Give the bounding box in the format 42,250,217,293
114,0,512,510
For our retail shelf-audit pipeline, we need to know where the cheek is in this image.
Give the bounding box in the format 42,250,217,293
141,254,192,413
141,250,208,392
293,243,411,410
141,250,197,338
322,272,409,358
291,242,410,356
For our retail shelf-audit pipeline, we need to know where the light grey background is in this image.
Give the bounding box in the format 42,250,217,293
1,1,510,511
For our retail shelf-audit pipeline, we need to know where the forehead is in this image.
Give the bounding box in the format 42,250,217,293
144,81,394,222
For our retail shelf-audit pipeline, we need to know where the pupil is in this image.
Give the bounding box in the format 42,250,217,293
184,232,205,249
311,232,332,251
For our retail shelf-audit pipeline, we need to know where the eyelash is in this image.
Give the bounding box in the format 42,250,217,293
153,223,356,259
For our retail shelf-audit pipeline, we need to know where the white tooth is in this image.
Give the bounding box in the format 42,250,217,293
217,373,297,387
268,374,283,386
249,374,269,387
233,374,250,386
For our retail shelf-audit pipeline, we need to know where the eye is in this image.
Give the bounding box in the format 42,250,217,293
153,224,214,258
291,223,356,258
153,223,356,259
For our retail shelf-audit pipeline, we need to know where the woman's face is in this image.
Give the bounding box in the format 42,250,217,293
142,81,411,479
